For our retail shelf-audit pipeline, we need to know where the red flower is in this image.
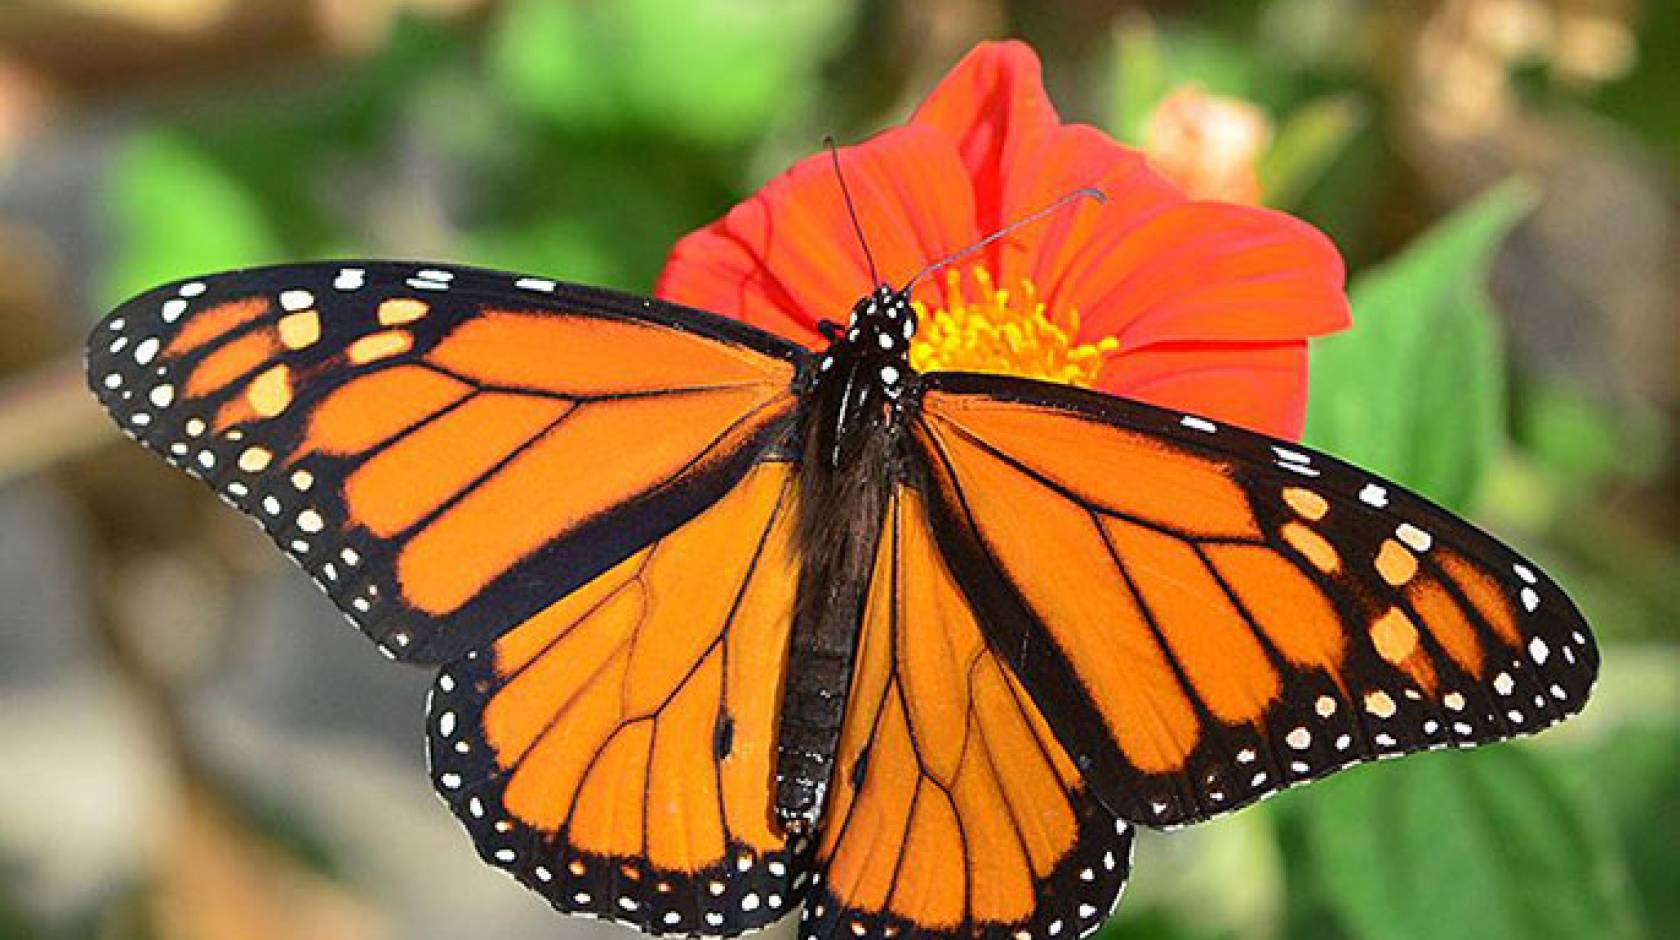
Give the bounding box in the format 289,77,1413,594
655,41,1350,439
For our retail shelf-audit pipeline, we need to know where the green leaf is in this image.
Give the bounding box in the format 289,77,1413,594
1303,181,1536,511
100,130,282,309
1259,94,1366,210
490,0,844,145
1305,746,1640,940
1110,13,1171,145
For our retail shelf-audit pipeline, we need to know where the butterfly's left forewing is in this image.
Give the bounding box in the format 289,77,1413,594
87,263,804,664
909,372,1598,829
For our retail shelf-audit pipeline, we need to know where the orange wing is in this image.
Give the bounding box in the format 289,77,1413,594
86,263,803,663
910,374,1599,828
427,461,809,935
805,484,1133,940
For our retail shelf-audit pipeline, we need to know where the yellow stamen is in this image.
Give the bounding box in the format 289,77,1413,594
909,267,1119,386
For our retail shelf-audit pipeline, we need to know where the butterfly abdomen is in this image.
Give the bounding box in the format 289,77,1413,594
775,291,911,829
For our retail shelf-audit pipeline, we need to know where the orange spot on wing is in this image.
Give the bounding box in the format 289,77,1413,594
1375,539,1418,586
922,392,1260,539
348,329,413,364
1371,606,1437,693
428,311,793,396
184,328,278,398
304,365,472,455
165,297,270,358
277,310,320,349
621,469,793,717
950,713,1036,923
398,385,787,615
378,297,429,325
1283,487,1328,520
1281,521,1340,574
246,364,292,417
213,396,257,432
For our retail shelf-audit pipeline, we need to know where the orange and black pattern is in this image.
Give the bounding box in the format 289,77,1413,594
87,263,803,665
804,486,1132,940
912,373,1599,828
427,463,813,933
86,265,1600,940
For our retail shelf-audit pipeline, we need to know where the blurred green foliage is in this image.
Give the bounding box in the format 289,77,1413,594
1305,182,1533,510
54,1,1679,939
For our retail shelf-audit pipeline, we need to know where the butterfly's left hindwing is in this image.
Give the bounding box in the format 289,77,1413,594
910,372,1599,829
806,483,1133,940
86,263,805,664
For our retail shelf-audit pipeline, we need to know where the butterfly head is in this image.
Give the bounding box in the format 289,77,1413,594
818,284,916,392
807,284,917,470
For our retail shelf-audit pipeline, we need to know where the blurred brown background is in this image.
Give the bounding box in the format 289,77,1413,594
0,2,1675,939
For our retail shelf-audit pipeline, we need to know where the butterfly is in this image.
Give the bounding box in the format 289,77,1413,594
87,258,1597,940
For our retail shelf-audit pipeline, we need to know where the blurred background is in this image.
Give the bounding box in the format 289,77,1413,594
0,1,1675,938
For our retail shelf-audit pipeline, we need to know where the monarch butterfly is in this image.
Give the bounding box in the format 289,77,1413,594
87,230,1596,938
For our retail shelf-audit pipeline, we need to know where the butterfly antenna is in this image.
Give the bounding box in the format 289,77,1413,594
904,187,1106,293
825,135,881,288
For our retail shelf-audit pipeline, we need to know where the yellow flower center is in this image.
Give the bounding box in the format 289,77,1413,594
909,267,1119,387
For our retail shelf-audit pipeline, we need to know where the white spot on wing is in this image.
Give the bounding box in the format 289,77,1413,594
134,337,161,365
1396,523,1432,552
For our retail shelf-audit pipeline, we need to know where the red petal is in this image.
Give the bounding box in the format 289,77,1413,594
989,123,1185,297
911,40,1061,233
1055,201,1350,348
1098,340,1311,440
655,125,977,346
